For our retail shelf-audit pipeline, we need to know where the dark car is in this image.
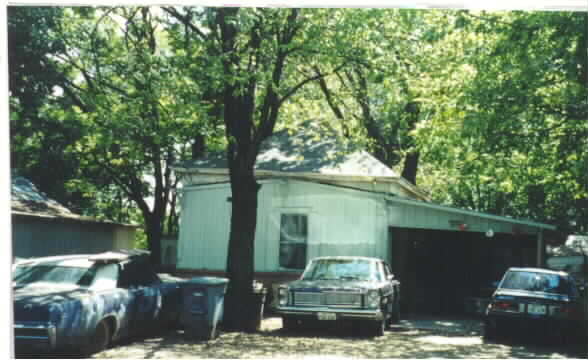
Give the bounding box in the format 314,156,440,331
13,250,183,356
275,256,400,336
484,267,587,343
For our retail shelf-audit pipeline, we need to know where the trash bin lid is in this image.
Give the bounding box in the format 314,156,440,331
186,276,229,286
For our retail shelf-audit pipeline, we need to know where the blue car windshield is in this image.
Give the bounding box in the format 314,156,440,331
500,271,575,295
302,259,381,281
13,265,92,286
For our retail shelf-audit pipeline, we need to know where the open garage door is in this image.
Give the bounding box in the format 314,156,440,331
390,227,538,315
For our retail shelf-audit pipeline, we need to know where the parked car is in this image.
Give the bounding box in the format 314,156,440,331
484,267,587,343
275,256,400,336
13,250,183,356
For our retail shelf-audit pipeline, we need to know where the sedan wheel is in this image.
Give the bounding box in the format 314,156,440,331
282,316,300,332
82,320,111,356
483,321,498,341
371,319,385,337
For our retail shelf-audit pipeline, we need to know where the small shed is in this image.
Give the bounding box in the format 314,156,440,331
173,124,556,314
11,175,137,259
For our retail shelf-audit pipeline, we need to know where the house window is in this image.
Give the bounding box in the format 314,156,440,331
279,214,308,270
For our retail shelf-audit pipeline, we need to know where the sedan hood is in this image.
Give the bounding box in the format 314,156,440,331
13,283,89,322
494,289,569,302
286,279,381,292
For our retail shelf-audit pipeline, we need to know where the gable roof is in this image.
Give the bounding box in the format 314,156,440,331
175,123,399,178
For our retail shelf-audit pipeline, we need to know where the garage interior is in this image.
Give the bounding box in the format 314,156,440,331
390,227,538,315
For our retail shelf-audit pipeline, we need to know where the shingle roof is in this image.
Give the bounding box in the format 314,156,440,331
11,175,74,218
175,123,399,178
11,174,137,227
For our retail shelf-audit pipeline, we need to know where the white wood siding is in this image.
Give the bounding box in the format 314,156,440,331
177,185,232,270
177,180,390,272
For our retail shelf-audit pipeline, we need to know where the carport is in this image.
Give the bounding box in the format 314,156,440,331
386,196,556,315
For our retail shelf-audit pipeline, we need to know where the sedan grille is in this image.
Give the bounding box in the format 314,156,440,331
294,292,322,306
293,291,362,308
15,327,49,338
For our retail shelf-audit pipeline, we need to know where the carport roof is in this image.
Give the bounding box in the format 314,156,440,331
386,195,556,230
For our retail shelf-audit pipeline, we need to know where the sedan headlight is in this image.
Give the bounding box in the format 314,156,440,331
278,287,289,306
365,290,380,309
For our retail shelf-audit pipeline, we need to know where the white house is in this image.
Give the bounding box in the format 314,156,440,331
173,124,556,314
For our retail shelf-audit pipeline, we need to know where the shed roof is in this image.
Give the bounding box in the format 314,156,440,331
11,175,137,228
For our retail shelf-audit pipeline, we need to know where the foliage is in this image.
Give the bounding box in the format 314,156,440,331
414,11,587,234
8,6,91,211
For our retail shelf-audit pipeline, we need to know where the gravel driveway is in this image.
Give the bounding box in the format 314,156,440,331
91,316,587,359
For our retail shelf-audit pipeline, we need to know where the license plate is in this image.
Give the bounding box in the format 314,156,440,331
527,304,546,315
317,312,336,321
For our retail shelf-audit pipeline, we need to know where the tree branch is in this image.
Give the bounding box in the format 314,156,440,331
162,7,208,40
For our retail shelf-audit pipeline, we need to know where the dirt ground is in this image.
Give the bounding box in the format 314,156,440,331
91,317,588,359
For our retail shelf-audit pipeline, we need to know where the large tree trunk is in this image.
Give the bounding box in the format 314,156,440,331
223,163,260,331
401,151,420,185
145,215,162,266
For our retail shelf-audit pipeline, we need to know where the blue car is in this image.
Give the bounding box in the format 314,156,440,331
13,250,183,356
484,267,587,343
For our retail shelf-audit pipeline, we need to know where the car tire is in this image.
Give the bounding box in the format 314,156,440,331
82,319,111,356
390,295,400,325
371,319,385,337
483,321,498,341
282,316,300,332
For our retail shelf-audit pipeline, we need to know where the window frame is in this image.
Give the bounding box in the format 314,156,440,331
277,211,310,271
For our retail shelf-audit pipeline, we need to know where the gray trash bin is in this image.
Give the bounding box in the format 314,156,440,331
181,276,229,340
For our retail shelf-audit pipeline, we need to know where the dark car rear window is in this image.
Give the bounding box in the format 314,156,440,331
500,271,576,295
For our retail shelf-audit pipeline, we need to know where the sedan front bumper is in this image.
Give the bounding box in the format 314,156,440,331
14,322,57,352
276,305,384,320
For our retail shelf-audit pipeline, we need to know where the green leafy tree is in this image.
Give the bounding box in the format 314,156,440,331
43,7,215,263
8,6,90,209
164,6,371,330
415,11,587,235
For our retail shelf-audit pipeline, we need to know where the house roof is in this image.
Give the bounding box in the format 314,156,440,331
11,175,75,218
174,123,399,178
11,175,137,228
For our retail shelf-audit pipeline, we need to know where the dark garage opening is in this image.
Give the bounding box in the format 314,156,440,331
390,227,538,315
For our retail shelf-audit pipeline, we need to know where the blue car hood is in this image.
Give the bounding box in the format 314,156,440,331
13,283,89,322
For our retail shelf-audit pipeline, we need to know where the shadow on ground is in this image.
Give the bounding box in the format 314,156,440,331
90,317,587,359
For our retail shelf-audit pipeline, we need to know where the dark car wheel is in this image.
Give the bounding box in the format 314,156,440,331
282,316,301,332
483,321,498,341
390,296,400,324
82,319,111,356
373,319,385,337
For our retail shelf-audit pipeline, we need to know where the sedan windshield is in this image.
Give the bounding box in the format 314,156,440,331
302,259,381,282
499,271,574,295
13,265,93,286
